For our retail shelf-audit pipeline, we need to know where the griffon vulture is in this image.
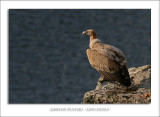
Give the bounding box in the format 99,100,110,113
82,29,131,86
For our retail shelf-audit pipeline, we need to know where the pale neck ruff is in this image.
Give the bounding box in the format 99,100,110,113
89,39,101,49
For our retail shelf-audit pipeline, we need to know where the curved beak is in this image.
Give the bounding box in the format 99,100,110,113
82,31,87,35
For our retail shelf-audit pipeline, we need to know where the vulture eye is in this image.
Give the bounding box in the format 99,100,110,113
86,31,89,34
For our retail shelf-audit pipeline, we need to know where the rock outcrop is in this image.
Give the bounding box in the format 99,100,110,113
83,65,151,104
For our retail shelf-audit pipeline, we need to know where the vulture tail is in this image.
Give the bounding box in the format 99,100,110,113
118,65,131,86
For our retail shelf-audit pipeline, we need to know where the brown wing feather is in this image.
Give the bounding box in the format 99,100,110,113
87,49,119,73
92,43,126,66
86,49,131,86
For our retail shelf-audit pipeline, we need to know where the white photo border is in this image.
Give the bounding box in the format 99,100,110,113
0,0,159,117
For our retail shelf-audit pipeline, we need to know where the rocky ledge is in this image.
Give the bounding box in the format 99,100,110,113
83,65,151,104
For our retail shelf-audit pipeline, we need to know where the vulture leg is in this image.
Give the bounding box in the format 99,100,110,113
99,76,105,82
97,70,106,82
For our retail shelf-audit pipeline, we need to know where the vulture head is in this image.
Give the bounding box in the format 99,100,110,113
82,29,97,39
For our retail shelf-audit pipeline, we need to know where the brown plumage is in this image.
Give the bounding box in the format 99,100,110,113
82,29,131,86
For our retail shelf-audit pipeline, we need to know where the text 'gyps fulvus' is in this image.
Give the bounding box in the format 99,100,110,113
82,29,131,86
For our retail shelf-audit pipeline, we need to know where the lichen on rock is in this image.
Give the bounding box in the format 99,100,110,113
83,65,151,104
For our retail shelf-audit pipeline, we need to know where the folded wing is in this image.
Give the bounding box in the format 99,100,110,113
86,48,131,86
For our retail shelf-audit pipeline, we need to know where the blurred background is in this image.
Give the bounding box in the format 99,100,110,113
9,9,151,103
